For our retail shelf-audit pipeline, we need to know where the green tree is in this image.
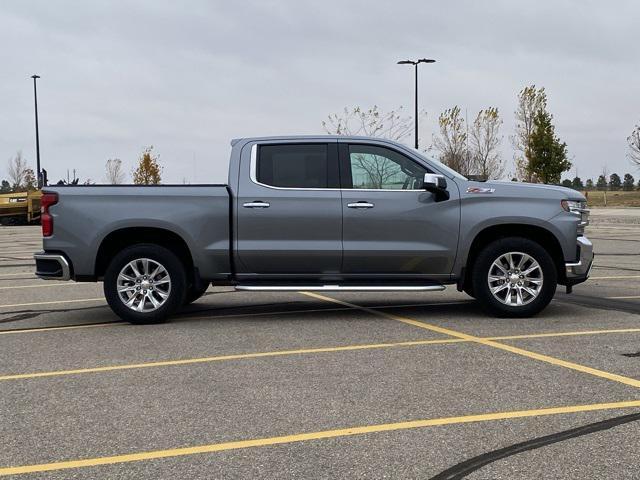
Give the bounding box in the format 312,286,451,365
561,179,572,188
609,173,621,191
512,85,547,182
585,178,594,190
622,173,635,191
571,177,584,190
132,147,162,185
0,180,11,193
596,175,607,191
526,110,571,184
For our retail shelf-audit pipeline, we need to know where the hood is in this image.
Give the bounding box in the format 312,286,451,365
465,180,586,201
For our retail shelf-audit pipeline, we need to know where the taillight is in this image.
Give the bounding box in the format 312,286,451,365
41,192,58,237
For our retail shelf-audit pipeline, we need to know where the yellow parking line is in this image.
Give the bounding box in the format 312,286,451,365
302,292,640,389
3,326,640,382
0,338,465,381
0,322,125,336
2,399,639,476
0,298,104,309
490,328,640,341
590,275,640,280
0,283,78,290
0,272,35,278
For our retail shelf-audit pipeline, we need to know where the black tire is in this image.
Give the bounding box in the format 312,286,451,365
104,244,187,324
472,237,557,318
183,283,209,305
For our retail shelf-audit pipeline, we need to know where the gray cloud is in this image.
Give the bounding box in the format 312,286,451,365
1,0,638,184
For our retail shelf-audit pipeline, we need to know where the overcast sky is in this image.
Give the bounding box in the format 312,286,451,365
1,0,638,184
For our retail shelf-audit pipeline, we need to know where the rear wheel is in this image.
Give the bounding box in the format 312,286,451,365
472,237,557,317
104,244,186,324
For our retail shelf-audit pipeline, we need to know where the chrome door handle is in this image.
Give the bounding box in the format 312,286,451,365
243,201,270,208
347,202,374,209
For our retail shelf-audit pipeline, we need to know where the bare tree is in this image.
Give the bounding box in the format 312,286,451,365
433,106,470,175
469,107,504,180
350,152,402,189
628,124,640,167
105,158,126,184
322,105,419,142
511,85,547,181
7,151,29,190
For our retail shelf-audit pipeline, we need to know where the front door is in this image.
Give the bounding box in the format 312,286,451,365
236,141,342,275
340,142,460,275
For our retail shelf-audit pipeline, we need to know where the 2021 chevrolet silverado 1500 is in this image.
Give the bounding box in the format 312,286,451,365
34,136,593,323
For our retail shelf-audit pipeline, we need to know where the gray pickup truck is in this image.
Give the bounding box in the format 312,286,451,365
34,136,593,323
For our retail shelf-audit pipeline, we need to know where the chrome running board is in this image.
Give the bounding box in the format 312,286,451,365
235,284,446,292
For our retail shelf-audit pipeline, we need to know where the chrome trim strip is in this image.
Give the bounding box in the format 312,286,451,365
33,252,71,281
235,285,446,292
249,143,425,193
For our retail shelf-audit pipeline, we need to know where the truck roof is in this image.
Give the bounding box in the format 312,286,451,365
230,135,408,148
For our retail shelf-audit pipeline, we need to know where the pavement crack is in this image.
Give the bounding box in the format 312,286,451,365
428,412,640,479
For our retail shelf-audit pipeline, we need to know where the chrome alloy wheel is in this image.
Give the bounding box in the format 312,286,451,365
487,252,543,306
116,258,171,312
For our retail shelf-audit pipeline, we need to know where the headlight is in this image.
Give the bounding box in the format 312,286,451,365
561,200,589,230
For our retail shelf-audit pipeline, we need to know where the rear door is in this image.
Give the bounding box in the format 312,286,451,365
339,141,460,275
236,141,342,275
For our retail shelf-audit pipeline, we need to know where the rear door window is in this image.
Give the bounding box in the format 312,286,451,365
257,144,338,188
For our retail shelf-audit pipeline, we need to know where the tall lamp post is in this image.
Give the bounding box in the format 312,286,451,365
397,58,435,150
31,74,42,188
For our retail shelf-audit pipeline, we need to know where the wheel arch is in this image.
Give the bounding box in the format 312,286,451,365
460,224,566,291
95,227,195,283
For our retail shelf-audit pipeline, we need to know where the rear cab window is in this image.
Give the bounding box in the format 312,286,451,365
256,144,339,189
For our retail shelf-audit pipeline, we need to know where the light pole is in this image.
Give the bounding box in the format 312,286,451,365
31,74,42,188
397,58,435,150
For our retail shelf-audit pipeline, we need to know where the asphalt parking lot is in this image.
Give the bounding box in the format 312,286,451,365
0,210,639,479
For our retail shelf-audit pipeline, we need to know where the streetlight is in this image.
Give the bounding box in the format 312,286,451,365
397,58,435,150
31,74,42,188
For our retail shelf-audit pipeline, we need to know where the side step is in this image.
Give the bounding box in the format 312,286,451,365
235,284,446,292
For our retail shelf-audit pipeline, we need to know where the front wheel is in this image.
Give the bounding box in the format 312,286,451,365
104,244,187,324
472,237,557,318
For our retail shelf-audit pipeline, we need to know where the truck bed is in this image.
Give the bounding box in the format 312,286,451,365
42,185,232,280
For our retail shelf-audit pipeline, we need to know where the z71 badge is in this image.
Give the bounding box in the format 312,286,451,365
466,187,496,194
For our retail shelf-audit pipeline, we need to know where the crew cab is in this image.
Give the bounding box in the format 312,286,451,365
34,136,593,323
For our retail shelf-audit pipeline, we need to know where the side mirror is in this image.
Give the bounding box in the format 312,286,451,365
423,173,449,201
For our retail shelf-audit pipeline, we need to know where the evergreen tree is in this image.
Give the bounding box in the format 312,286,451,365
609,173,622,191
526,110,571,184
596,175,608,191
561,179,572,188
0,180,10,193
622,173,635,191
585,178,594,190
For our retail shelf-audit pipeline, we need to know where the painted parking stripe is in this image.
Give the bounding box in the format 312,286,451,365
0,272,35,278
0,322,125,336
0,338,464,381
302,292,640,389
0,298,105,309
1,399,639,476
589,275,640,280
0,283,81,290
2,327,640,382
607,295,640,299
